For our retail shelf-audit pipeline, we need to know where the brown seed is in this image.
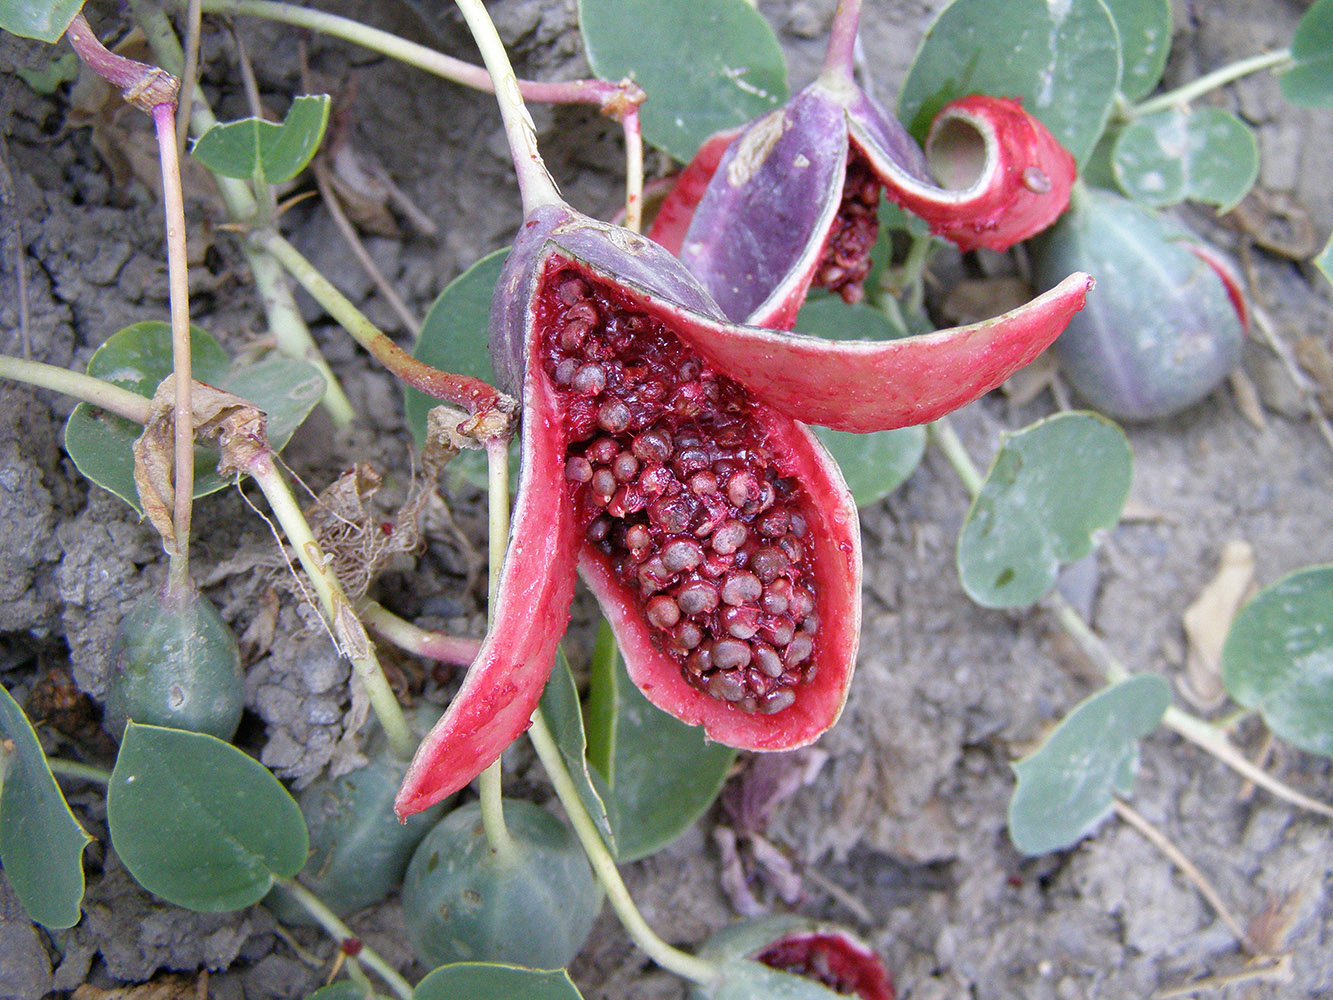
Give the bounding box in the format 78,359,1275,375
789,512,809,538
759,689,796,714
721,605,760,640
784,633,814,666
675,447,711,476
761,580,791,615
645,594,682,629
553,358,578,386
586,515,612,543
687,644,713,676
631,428,673,463
564,456,593,483
749,547,788,585
572,363,606,396
586,437,619,464
648,495,692,534
711,519,748,555
761,618,795,647
726,471,761,509
757,510,790,537
753,642,783,678
779,536,804,563
790,587,815,619
612,452,639,482
676,580,720,615
678,358,701,381
591,468,616,504
624,523,651,558
706,669,746,702
637,556,670,594
711,639,752,670
598,399,632,434
673,621,703,650
566,300,599,325
688,471,719,496
560,318,592,350
720,572,762,606
661,538,704,573
557,276,589,305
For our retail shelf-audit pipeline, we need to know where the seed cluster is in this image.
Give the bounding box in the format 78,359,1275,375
542,266,820,715
815,152,881,305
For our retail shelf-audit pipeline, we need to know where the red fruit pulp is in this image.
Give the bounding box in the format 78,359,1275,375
756,931,896,1000
815,152,881,305
539,262,823,715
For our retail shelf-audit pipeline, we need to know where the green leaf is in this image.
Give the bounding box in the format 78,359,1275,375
14,51,80,95
0,0,84,42
898,0,1121,165
107,723,308,911
958,412,1132,608
580,0,788,162
1008,674,1170,855
1316,231,1333,291
191,94,331,185
1101,0,1171,101
62,321,324,512
1113,107,1258,211
1220,565,1333,757
537,650,616,852
414,963,584,1000
585,624,735,862
1281,0,1333,107
307,983,370,1000
706,960,852,1000
0,685,93,929
406,249,512,490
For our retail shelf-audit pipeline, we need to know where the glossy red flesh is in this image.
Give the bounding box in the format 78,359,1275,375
541,265,821,714
757,932,896,1000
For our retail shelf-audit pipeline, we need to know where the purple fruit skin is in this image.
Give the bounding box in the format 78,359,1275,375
1033,189,1243,422
679,87,848,323
843,86,932,183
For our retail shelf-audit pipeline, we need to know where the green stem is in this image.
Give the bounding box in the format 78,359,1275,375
527,710,720,986
0,355,152,422
272,879,413,1000
452,0,563,214
928,418,1333,820
356,599,481,665
243,451,415,759
46,759,113,785
1128,50,1292,119
128,0,357,428
255,229,509,416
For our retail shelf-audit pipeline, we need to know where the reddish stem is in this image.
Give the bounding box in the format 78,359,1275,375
65,14,178,112
820,0,863,88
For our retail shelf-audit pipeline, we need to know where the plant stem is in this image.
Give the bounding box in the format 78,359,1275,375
176,0,202,159
46,759,113,785
452,0,563,215
527,709,720,986
1129,50,1291,119
128,0,357,428
150,100,197,592
622,106,645,234
0,356,152,422
356,599,481,665
820,0,863,89
926,416,1333,819
243,451,415,759
273,879,413,1000
254,229,512,419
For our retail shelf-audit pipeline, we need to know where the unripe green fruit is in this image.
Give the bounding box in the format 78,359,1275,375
401,799,599,970
1032,187,1243,422
104,586,244,741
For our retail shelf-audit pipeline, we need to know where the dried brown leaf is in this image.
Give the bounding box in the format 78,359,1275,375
1181,539,1256,710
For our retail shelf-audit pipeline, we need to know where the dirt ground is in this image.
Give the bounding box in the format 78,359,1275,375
2,1,1332,998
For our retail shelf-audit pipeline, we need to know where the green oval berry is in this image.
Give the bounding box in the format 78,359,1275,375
401,798,599,969
1032,187,1243,422
104,586,244,741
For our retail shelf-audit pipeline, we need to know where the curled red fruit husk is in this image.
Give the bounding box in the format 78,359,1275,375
653,84,1075,327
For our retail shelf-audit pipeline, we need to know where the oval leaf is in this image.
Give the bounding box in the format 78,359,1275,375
191,94,332,185
307,983,369,1000
1281,0,1333,107
63,322,323,511
580,0,788,162
538,650,616,852
1008,674,1171,855
898,0,1121,165
107,723,308,911
414,963,584,1000
958,412,1132,608
406,249,511,488
0,0,84,42
1113,107,1258,211
584,625,735,862
1102,0,1172,101
1317,231,1333,291
702,960,852,1000
0,685,93,929
1220,565,1333,757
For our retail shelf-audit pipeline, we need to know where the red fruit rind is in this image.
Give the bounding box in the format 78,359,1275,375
1186,242,1249,332
669,272,1095,433
757,931,895,1000
395,262,580,819
857,95,1075,253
